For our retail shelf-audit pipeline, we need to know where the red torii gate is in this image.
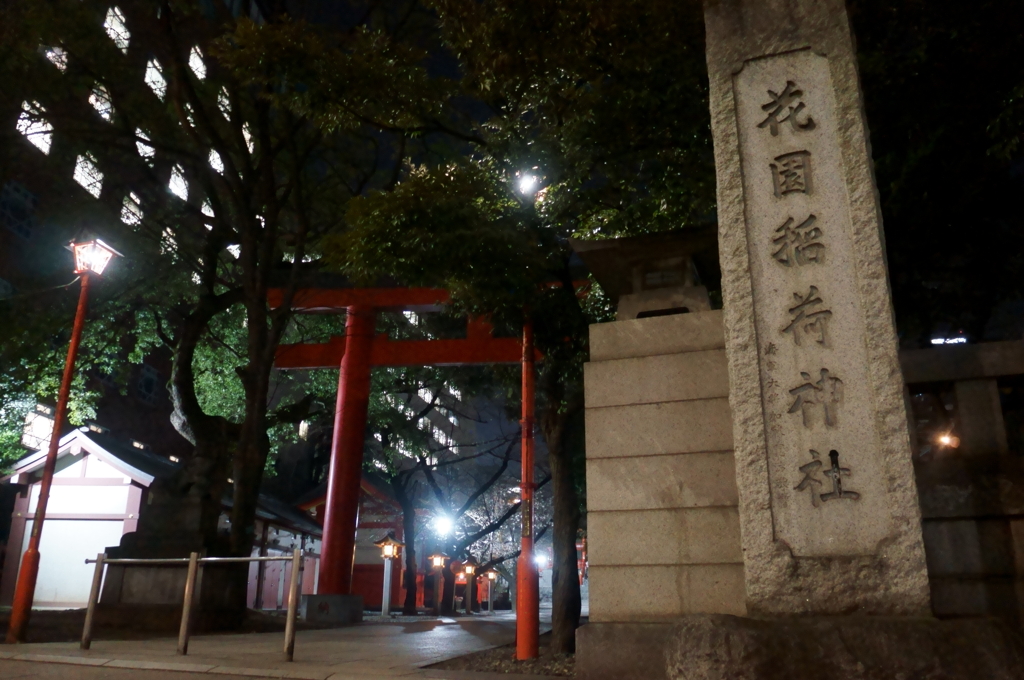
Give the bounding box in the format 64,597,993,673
271,287,541,658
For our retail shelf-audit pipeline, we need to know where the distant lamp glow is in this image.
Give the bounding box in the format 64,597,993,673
429,552,449,569
518,174,538,195
937,433,961,449
433,515,454,537
72,239,122,275
534,553,549,570
486,570,497,581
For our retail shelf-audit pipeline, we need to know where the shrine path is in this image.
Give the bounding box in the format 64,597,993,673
0,610,556,680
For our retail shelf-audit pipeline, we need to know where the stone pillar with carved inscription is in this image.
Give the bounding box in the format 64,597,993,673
704,0,930,615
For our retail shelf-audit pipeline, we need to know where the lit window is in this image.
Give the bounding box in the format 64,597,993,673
188,46,206,79
168,164,188,200
42,46,67,71
16,101,52,154
144,59,166,100
136,128,155,164
209,150,224,174
73,154,103,198
121,192,142,226
90,84,113,122
104,7,130,53
218,88,230,117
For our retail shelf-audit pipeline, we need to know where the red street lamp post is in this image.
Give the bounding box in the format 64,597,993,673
6,239,121,644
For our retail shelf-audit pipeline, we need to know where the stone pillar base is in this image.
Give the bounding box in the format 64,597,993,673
300,594,363,625
576,615,1024,680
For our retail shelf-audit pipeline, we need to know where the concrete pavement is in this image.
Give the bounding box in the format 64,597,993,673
0,612,555,680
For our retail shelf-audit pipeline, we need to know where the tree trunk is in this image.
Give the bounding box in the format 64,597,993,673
543,399,583,654
392,478,419,615
441,563,456,615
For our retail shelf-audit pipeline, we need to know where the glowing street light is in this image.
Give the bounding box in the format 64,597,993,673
72,238,120,275
374,534,404,617
7,237,122,643
518,174,539,195
534,553,549,571
433,515,454,537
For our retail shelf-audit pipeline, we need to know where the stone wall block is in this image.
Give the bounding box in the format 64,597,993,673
588,507,743,566
584,350,730,408
585,398,734,459
589,310,725,362
586,451,739,512
588,564,746,622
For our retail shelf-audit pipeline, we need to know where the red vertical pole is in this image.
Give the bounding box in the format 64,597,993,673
318,304,375,595
516,319,539,660
7,273,91,643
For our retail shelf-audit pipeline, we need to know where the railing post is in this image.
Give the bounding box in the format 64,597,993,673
177,552,200,655
80,553,105,650
284,549,301,661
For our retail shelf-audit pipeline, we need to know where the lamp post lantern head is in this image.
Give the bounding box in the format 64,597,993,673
486,570,498,581
428,551,449,569
374,533,405,560
462,555,479,576
71,238,122,275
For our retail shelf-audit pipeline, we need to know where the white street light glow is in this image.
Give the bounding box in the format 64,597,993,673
518,174,538,195
433,515,454,537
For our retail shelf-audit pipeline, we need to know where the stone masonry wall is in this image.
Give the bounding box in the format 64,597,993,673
584,310,745,621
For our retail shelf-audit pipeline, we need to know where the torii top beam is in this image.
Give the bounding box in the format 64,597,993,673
270,287,538,369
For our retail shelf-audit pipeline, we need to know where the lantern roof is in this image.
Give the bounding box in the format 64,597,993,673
373,532,405,549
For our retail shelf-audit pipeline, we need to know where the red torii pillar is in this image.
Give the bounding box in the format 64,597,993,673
318,304,375,595
517,320,539,659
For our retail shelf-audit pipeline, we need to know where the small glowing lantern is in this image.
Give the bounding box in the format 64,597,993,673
71,238,122,275
486,570,498,581
462,555,479,576
374,533,404,560
429,551,449,569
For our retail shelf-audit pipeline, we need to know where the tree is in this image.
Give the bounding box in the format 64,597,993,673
0,0,448,573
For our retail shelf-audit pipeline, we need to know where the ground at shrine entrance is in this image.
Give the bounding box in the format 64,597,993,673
0,609,564,680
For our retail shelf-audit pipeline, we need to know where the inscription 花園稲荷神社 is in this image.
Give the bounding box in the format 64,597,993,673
771,150,812,197
794,449,860,507
788,368,843,428
772,215,824,267
781,286,832,346
758,80,816,136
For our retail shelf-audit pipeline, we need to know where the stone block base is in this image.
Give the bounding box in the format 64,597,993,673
576,615,1024,680
300,594,363,625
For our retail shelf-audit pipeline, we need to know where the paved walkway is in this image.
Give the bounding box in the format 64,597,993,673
0,612,552,680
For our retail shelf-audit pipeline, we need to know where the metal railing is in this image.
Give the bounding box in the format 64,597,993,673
81,549,302,661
